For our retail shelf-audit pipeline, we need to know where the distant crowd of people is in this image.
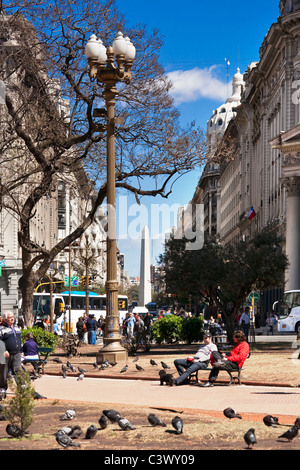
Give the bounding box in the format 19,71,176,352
76,313,106,345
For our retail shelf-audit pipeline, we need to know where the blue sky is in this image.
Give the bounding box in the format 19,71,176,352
115,0,280,277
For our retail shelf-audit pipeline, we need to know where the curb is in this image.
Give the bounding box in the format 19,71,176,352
43,371,297,388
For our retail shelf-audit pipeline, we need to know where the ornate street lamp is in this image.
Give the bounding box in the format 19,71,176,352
85,31,136,363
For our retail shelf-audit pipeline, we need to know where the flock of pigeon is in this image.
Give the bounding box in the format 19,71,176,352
53,407,183,449
50,355,170,379
6,356,300,449
223,407,300,449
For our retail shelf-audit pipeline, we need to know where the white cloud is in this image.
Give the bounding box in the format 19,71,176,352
166,66,228,104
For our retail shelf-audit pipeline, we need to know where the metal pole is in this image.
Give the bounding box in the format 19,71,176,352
49,276,54,334
68,248,71,332
96,84,127,363
85,242,89,318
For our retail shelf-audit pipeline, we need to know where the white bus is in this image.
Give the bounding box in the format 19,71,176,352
31,291,128,333
273,290,300,333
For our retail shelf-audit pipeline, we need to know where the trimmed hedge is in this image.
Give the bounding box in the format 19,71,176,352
21,327,59,351
152,315,204,344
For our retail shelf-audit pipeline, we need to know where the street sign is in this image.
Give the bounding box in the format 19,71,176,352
0,260,6,267
248,291,260,303
64,276,79,287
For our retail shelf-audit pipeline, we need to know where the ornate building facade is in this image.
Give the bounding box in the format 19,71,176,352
192,0,300,314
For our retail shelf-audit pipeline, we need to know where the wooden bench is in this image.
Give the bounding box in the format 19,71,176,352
23,347,53,374
190,366,243,386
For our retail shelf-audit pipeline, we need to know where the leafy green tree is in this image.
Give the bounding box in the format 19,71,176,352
161,229,288,339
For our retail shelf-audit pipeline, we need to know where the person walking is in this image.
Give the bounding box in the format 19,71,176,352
86,314,97,345
127,313,136,338
76,316,86,342
0,311,22,399
239,307,250,341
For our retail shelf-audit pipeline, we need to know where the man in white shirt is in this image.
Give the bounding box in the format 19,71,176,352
173,332,218,385
238,307,250,340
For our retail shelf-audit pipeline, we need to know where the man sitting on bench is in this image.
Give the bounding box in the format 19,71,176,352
203,330,249,387
173,332,218,385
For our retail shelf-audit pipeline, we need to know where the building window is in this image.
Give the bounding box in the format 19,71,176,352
57,181,66,230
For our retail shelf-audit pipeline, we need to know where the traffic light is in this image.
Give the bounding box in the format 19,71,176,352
87,276,91,286
81,275,86,287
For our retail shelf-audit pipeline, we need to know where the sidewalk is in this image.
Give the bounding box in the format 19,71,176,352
33,375,300,423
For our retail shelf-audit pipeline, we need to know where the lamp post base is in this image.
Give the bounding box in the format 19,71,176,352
96,342,128,364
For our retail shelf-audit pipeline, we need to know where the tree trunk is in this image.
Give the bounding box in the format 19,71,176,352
20,272,37,327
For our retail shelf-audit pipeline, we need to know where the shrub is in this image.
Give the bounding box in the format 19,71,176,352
181,316,204,344
152,315,183,344
121,329,152,355
4,369,35,436
61,332,82,357
21,327,59,351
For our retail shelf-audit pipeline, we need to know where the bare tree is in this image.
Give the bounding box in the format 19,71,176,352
0,0,206,326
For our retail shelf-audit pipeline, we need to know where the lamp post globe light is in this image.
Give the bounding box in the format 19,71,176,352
85,31,136,363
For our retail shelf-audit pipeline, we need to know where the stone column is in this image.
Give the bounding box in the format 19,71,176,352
283,176,300,290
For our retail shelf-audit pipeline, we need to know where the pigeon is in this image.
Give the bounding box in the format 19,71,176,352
33,391,47,400
172,416,183,434
279,426,299,442
61,364,68,378
120,365,128,373
223,408,242,420
244,428,257,449
161,361,171,370
103,409,121,423
99,414,109,429
85,425,98,439
52,357,62,363
69,425,82,439
150,359,158,366
56,433,81,448
100,363,109,370
78,366,87,374
92,362,98,369
294,417,300,428
263,415,279,428
109,361,117,367
148,413,166,427
77,373,84,381
60,409,76,421
132,355,139,362
100,360,109,370
55,426,73,437
118,417,136,431
135,364,144,371
6,424,24,438
67,361,77,373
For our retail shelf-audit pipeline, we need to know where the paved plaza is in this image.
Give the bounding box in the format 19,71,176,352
33,375,300,422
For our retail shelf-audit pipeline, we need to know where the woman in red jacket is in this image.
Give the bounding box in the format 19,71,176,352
203,330,249,387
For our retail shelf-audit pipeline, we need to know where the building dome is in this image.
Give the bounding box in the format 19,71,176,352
206,68,244,157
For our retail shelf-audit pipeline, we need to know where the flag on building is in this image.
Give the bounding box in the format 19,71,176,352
247,206,256,220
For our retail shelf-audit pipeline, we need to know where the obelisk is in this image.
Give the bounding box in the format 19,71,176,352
139,226,151,306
